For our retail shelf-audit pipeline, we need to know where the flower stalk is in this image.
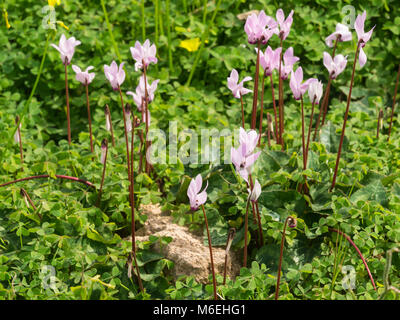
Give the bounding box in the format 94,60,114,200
201,204,217,300
223,228,236,285
275,216,296,300
85,82,94,155
64,59,71,145
96,139,108,207
330,41,362,191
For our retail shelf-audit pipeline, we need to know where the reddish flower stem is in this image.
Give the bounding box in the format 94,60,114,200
96,140,108,207
64,60,71,145
0,175,95,188
270,74,279,143
278,38,284,148
85,83,94,155
20,188,42,220
223,228,235,285
142,62,150,174
388,63,400,142
201,204,217,300
275,216,293,300
118,86,132,187
243,198,251,268
130,116,144,293
306,97,317,165
258,72,266,146
105,105,115,147
330,41,361,192
251,40,261,130
329,228,376,291
300,96,306,171
314,37,339,140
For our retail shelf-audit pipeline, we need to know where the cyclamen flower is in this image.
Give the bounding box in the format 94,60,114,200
289,67,317,100
231,143,261,183
127,75,160,111
323,52,348,79
104,61,126,90
187,174,208,211
239,127,259,156
280,47,299,80
227,69,252,99
325,23,352,47
100,139,107,165
244,10,278,44
72,65,95,85
248,179,261,202
51,34,81,65
354,11,375,67
308,80,323,104
130,39,158,71
257,46,282,76
276,9,294,40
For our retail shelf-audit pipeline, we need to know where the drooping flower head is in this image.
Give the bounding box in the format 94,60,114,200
280,47,299,80
100,139,108,165
104,61,126,90
227,69,252,99
248,179,261,202
239,127,259,156
127,75,160,111
276,9,294,40
354,11,375,67
130,39,158,71
187,174,208,211
71,65,95,85
51,34,81,65
308,80,323,104
258,46,282,76
244,10,278,44
231,143,261,183
289,67,317,100
104,105,111,132
323,52,348,79
325,23,352,47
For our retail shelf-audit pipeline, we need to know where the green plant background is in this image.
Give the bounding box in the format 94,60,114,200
0,0,399,300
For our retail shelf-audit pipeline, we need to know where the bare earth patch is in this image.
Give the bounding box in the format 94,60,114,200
133,204,241,284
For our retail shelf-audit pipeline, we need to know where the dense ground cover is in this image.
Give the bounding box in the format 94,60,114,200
0,0,399,300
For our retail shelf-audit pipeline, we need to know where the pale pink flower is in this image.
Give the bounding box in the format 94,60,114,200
257,46,282,76
325,23,352,47
323,52,348,79
51,34,81,65
244,10,278,44
187,174,208,211
289,67,317,100
354,11,375,68
231,143,261,183
104,61,126,90
280,47,300,80
130,39,158,71
276,9,294,40
71,65,95,85
227,69,252,99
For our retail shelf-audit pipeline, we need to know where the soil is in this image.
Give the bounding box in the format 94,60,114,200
133,204,241,284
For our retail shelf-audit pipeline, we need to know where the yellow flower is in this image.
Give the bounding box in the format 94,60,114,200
48,0,61,7
57,20,69,30
3,9,10,29
179,38,201,52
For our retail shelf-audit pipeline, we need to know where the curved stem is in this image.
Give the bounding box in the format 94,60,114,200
388,63,400,141
0,175,95,188
330,41,361,191
329,228,376,291
201,205,217,300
